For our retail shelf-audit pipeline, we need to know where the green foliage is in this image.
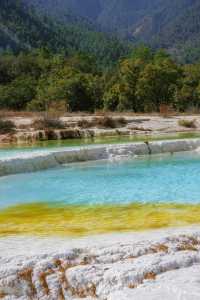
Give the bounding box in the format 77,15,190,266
26,0,200,63
28,58,103,112
136,58,181,112
0,76,37,110
0,0,129,69
174,64,200,111
178,119,197,129
32,118,65,130
0,119,16,134
103,47,200,113
1,46,200,114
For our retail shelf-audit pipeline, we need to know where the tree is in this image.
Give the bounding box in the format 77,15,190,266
103,56,146,111
29,64,103,112
136,58,181,112
0,76,37,110
174,64,200,111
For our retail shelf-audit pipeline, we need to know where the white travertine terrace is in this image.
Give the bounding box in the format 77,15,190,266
1,138,200,176
1,227,200,299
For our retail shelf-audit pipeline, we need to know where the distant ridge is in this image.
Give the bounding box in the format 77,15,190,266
0,0,128,66
25,0,200,63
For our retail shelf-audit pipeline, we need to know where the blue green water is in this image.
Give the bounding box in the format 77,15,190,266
1,132,200,159
1,151,200,209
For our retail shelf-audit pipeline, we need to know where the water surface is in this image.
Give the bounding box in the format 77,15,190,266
0,151,200,236
1,132,200,159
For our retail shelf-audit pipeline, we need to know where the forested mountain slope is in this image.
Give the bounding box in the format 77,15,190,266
26,0,200,62
0,0,128,67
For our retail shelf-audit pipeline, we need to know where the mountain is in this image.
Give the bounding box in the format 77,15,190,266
0,0,71,52
1,0,200,63
25,0,198,37
25,0,200,62
0,0,128,67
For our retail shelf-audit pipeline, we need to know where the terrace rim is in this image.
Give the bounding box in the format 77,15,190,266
1,138,200,176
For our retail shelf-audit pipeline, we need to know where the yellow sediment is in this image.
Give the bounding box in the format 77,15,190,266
0,202,200,237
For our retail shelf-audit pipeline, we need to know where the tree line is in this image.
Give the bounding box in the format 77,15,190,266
0,47,200,113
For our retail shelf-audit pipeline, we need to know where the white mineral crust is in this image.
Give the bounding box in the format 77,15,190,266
1,226,200,299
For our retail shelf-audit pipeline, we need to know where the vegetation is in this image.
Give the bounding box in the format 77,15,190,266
1,46,200,113
178,119,197,129
78,117,127,129
32,118,65,130
0,0,128,68
0,119,16,134
25,0,200,63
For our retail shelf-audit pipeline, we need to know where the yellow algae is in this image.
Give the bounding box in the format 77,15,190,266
0,202,200,237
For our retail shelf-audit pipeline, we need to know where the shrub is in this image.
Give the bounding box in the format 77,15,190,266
0,119,16,134
95,116,127,128
77,116,127,129
32,118,65,130
178,119,197,128
77,119,92,128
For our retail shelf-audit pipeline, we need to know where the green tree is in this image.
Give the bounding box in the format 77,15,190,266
174,64,200,111
29,64,103,112
136,58,181,112
103,57,146,111
0,76,37,110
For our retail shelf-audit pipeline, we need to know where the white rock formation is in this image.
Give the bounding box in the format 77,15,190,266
1,227,200,299
1,138,200,176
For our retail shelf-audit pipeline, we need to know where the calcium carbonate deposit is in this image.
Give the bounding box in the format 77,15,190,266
1,139,200,299
1,227,200,300
1,138,200,176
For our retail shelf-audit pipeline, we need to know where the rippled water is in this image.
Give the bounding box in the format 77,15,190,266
1,149,200,236
1,151,200,208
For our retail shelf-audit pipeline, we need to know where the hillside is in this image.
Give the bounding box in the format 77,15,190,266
1,0,200,63
0,0,128,67
26,0,200,63
0,0,68,52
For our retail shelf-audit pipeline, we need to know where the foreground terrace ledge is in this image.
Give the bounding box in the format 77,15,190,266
1,226,200,299
1,138,200,176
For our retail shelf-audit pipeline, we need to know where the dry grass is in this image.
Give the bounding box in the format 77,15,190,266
0,119,16,134
32,118,66,130
178,119,197,128
78,116,127,129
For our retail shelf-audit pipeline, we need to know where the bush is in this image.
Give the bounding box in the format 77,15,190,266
178,119,197,128
78,116,127,129
32,118,65,130
0,119,16,134
95,116,127,128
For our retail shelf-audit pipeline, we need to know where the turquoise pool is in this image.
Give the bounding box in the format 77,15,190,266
1,151,200,209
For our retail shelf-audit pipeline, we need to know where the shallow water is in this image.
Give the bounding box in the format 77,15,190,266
1,151,200,208
1,132,200,159
1,150,200,236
